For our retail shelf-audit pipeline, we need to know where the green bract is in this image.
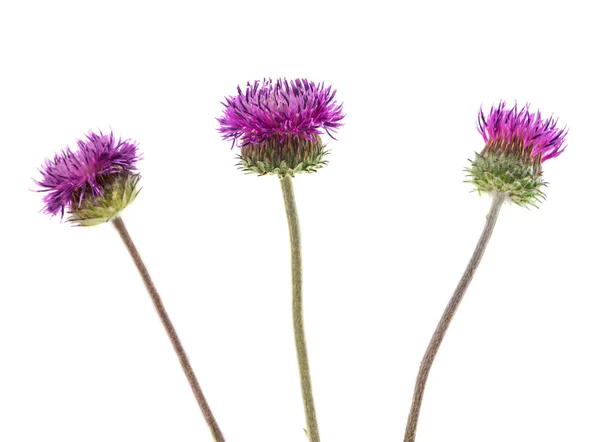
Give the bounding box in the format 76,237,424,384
237,135,328,178
68,173,141,226
465,151,546,208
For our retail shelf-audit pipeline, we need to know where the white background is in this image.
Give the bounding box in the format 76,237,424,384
1,1,598,441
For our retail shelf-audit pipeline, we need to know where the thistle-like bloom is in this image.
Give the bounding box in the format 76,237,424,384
35,130,141,225
466,102,567,207
35,131,226,439
403,103,567,442
218,78,344,177
218,79,344,442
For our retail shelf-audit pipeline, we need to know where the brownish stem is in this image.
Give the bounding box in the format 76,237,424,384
112,216,225,442
403,192,506,442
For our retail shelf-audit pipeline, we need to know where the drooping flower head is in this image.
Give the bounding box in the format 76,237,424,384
466,102,567,207
35,130,142,226
218,78,344,177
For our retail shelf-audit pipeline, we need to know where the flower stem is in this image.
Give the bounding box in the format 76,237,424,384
403,191,506,442
280,175,321,442
112,216,225,442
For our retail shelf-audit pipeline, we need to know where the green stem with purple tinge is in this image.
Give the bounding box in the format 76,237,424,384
112,216,225,442
403,191,506,442
280,175,321,442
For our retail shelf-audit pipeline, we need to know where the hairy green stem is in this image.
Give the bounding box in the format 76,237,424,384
403,192,506,442
112,216,225,442
280,176,320,442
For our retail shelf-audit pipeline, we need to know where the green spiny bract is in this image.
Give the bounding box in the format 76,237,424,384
237,135,329,178
67,173,141,226
465,151,546,208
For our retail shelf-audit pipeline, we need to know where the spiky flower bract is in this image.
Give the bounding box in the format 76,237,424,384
465,102,567,207
218,78,344,177
35,130,141,225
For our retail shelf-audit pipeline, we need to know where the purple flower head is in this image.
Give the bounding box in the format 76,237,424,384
35,130,140,217
478,101,567,162
218,78,344,147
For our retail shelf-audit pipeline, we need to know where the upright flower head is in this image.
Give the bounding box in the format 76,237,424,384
35,130,142,226
218,78,344,177
466,102,567,207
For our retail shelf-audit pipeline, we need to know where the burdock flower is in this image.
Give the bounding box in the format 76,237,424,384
218,78,344,442
35,131,225,441
402,103,567,442
218,78,344,177
466,101,567,207
35,130,141,226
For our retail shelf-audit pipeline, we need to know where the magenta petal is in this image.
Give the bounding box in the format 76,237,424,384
35,130,141,217
478,101,567,162
217,78,344,147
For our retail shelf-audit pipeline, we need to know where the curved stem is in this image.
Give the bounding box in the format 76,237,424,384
280,176,321,442
403,192,506,442
112,216,225,442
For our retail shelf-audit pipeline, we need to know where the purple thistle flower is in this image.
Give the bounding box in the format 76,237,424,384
218,78,344,147
477,101,567,162
35,130,140,217
467,102,567,207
